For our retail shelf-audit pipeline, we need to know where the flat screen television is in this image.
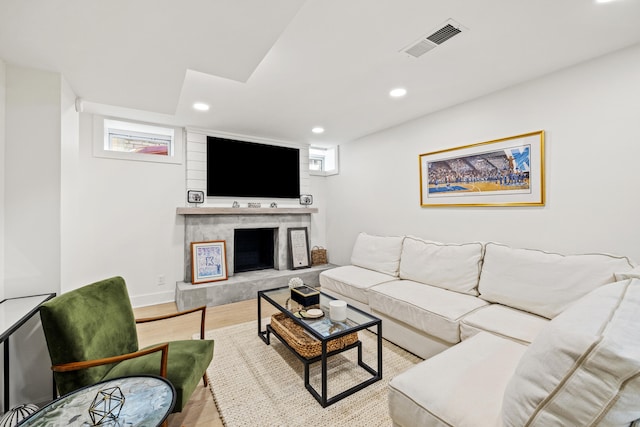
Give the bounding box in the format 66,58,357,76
206,136,300,198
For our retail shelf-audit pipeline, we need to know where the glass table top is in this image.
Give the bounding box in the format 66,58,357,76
18,375,175,427
260,286,380,339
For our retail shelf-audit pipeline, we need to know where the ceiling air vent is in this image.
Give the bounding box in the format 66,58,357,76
401,19,467,58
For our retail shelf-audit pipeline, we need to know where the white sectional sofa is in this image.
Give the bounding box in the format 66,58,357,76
319,233,640,426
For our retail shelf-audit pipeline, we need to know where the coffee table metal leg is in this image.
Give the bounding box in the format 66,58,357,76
377,322,383,378
321,340,328,407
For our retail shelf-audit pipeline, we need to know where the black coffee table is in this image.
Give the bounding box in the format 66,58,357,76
258,286,382,407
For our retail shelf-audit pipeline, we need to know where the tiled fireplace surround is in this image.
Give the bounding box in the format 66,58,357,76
175,207,331,311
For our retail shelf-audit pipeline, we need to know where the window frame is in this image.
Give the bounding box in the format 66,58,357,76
93,116,184,164
309,145,339,176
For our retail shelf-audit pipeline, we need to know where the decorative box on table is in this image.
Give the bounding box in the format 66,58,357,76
290,286,320,307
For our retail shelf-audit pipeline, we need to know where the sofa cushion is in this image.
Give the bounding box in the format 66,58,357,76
389,332,528,427
319,265,396,305
399,236,483,296
502,279,640,426
460,304,549,344
369,280,488,344
478,242,634,319
350,232,404,276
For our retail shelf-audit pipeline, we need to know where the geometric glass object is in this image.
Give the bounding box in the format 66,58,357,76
88,386,125,425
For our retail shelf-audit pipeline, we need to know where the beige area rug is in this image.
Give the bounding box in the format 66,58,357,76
204,320,422,427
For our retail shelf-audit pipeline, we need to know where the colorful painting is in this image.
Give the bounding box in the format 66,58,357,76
191,240,228,284
419,131,545,207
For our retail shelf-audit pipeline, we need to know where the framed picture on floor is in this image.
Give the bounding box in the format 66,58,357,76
288,227,311,269
419,130,545,207
191,240,228,284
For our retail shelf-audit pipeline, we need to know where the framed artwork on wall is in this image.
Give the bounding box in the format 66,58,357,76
287,227,311,270
419,130,545,207
191,240,228,284
187,190,204,204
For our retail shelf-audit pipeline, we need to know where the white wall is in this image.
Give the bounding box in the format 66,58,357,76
60,113,186,306
4,66,61,297
3,65,63,409
325,43,640,266
60,77,80,295
309,174,327,249
0,59,5,301
0,60,5,409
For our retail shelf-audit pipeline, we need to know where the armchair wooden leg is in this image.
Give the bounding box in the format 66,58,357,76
203,372,209,387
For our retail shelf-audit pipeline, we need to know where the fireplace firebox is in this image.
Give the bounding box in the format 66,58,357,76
233,228,276,273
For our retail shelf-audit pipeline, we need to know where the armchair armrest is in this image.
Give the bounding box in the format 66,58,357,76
135,305,207,339
51,343,169,377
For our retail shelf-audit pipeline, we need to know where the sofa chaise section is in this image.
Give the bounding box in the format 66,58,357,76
389,331,527,427
390,279,640,427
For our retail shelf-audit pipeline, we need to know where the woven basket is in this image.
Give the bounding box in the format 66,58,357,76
311,246,328,266
270,312,357,359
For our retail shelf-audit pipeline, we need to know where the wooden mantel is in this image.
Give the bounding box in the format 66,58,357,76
176,207,318,215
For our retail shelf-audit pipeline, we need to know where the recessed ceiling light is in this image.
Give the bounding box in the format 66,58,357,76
193,102,210,111
312,127,325,134
390,88,407,98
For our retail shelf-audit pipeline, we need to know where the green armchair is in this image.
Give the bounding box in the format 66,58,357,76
38,276,214,412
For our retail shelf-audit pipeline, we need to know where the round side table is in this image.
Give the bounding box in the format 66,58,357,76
18,375,175,427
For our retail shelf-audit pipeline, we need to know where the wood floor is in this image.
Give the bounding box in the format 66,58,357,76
133,298,277,427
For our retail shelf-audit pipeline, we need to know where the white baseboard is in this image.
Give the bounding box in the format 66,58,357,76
130,289,175,308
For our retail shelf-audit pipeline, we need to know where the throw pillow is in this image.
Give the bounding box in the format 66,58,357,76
502,279,640,426
350,232,404,276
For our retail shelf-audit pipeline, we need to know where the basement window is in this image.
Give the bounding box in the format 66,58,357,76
93,116,183,164
309,145,339,176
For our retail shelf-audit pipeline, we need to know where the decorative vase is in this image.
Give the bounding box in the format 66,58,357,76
0,403,39,427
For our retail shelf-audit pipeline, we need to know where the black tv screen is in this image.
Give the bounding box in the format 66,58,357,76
206,136,300,198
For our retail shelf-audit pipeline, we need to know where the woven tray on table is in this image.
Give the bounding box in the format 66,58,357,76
270,312,358,359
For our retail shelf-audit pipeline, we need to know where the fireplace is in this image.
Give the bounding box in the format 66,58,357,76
234,228,276,273
176,207,330,310
180,208,316,282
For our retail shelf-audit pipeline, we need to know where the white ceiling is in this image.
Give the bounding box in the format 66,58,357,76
2,0,640,145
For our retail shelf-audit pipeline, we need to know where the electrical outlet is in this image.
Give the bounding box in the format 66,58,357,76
157,275,166,286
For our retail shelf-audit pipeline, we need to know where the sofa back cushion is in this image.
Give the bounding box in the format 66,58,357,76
350,232,404,277
399,236,483,295
502,279,640,427
478,242,634,319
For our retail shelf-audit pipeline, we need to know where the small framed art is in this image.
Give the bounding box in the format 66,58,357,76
299,194,313,206
191,240,228,284
187,190,204,204
287,227,311,269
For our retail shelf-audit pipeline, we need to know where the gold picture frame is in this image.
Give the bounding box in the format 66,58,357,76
191,240,228,284
419,130,545,207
